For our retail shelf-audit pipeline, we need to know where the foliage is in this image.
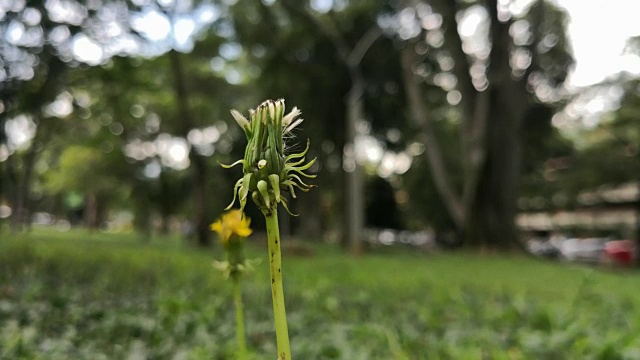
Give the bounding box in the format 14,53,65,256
44,145,124,196
0,0,636,247
2,232,640,358
519,79,640,212
566,80,640,190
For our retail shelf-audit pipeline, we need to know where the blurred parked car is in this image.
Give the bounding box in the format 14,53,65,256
559,238,606,263
604,240,635,266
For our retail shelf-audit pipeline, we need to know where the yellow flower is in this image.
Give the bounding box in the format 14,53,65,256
211,210,252,246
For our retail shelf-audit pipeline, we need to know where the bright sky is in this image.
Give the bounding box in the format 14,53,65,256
553,0,640,88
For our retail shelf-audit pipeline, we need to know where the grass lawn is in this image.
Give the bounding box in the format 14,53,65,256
2,228,640,359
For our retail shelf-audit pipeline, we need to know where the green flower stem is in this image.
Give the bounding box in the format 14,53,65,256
232,277,248,360
264,208,292,360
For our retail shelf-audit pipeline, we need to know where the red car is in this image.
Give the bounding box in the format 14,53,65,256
604,240,635,265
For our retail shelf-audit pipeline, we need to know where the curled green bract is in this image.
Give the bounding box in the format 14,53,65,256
224,99,316,216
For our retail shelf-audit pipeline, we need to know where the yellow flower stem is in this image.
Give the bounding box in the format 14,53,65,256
232,276,248,360
264,208,292,360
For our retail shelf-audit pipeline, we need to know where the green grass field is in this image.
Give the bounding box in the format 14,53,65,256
2,229,640,359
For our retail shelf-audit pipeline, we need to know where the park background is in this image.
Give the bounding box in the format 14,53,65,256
1,0,640,358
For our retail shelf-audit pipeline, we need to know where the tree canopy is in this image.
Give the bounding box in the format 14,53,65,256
1,0,637,249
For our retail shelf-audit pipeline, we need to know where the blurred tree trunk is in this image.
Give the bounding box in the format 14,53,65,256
8,124,43,233
169,50,211,247
0,119,5,232
344,71,366,254
296,185,321,240
401,47,465,229
402,0,540,249
6,155,21,233
7,55,66,232
285,5,380,253
190,152,210,245
132,181,152,239
0,161,4,232
467,90,523,248
465,0,527,248
158,170,173,236
12,143,39,232
342,27,385,254
84,192,98,230
636,163,640,256
460,0,530,247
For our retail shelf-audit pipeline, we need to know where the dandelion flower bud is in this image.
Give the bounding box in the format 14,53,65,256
222,99,316,215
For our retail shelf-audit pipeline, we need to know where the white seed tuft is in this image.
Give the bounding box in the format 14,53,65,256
282,107,301,127
284,118,304,134
230,110,250,129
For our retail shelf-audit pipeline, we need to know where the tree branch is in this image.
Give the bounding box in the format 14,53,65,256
281,2,350,60
401,45,465,227
432,0,476,120
347,26,382,67
486,0,528,115
431,0,490,213
524,0,543,82
462,89,489,210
